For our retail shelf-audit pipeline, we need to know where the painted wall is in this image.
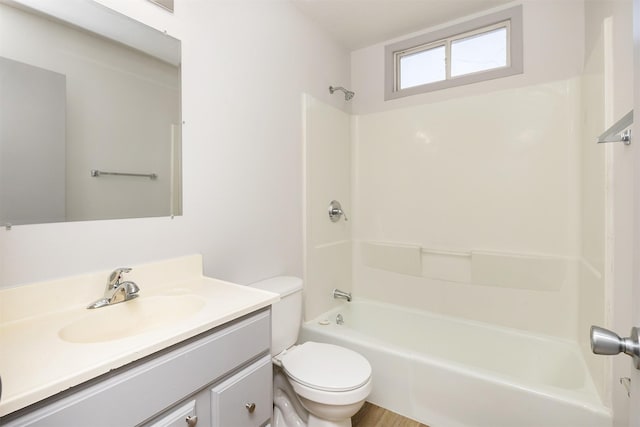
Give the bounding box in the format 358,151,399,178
0,0,350,288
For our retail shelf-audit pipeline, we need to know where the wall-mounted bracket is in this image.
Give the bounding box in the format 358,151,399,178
147,0,174,12
597,110,633,145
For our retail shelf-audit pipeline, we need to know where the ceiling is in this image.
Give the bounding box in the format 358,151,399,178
291,0,513,50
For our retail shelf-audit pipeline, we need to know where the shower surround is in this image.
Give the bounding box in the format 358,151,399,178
303,77,608,426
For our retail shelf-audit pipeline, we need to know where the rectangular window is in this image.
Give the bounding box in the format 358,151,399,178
385,6,522,100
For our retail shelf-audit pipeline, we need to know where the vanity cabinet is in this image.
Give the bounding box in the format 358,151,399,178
1,309,273,427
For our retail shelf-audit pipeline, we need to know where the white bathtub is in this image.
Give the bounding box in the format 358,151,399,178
299,299,612,427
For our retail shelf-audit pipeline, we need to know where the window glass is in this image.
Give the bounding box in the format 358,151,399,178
399,45,446,89
451,27,507,77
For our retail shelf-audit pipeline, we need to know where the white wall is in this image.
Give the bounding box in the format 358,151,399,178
0,0,350,288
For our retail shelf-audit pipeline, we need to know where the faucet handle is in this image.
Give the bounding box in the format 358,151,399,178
328,200,348,222
108,267,132,289
123,281,140,295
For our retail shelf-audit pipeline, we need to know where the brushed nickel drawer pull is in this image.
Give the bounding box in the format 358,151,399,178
185,415,198,426
245,402,256,413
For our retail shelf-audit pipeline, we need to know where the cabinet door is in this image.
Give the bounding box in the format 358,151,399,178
211,355,272,427
145,400,197,427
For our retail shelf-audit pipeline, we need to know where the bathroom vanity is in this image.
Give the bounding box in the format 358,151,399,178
0,255,279,427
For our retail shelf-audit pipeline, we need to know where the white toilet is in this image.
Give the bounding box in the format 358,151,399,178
251,276,372,427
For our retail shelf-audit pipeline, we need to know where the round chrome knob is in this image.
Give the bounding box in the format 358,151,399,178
245,402,256,413
591,325,640,369
590,326,625,355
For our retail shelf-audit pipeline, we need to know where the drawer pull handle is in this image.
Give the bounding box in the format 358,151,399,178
245,402,256,413
185,415,198,426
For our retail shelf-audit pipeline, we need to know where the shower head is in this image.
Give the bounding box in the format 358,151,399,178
329,85,355,101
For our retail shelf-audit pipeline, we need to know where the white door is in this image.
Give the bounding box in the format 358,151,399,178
630,2,640,425
594,1,640,425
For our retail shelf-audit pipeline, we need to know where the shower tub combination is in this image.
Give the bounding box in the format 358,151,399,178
300,299,612,427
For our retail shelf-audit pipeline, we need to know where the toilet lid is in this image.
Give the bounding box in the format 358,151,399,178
280,342,372,392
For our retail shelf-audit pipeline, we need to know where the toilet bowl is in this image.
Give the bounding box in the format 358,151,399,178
250,277,372,427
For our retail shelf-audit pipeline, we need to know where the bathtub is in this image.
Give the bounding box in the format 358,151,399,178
299,299,612,427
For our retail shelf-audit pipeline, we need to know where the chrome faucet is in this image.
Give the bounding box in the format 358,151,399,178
332,288,352,302
87,267,140,309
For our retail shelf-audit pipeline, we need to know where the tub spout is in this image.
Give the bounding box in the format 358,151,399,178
333,288,351,302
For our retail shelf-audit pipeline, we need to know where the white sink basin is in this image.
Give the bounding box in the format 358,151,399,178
59,295,206,343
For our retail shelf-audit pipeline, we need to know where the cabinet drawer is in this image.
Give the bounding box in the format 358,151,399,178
145,400,197,427
211,355,272,427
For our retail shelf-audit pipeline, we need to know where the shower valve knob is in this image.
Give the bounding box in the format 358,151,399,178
328,200,348,222
590,325,640,369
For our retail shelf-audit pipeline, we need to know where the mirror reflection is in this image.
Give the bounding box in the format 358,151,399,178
0,0,182,226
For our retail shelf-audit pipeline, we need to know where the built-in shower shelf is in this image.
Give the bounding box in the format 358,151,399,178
358,240,595,292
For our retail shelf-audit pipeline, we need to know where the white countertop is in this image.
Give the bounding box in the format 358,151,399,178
0,255,279,417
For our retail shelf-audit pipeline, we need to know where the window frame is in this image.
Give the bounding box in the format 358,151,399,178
385,5,523,100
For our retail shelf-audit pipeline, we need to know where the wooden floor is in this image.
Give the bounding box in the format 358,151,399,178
352,402,430,427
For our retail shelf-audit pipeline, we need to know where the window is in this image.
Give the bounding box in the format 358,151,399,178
385,6,522,99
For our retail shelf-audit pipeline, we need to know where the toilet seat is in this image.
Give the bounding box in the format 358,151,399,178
288,374,373,406
278,342,372,392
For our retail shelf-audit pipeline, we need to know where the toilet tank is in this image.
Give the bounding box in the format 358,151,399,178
250,276,303,355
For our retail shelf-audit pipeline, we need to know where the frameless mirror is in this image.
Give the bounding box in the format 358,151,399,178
0,0,182,226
